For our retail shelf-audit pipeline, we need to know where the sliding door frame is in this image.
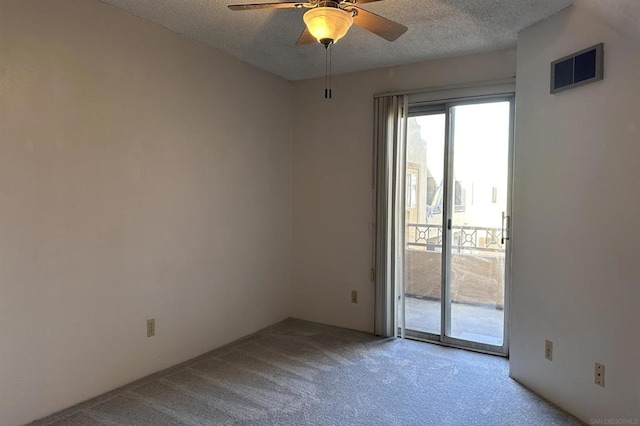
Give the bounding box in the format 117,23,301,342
402,93,515,356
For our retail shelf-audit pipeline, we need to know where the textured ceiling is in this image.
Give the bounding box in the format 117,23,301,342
99,0,573,81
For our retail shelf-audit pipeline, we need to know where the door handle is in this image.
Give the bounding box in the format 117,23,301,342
501,212,510,244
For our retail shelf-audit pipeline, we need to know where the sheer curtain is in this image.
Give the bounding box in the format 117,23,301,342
373,95,407,337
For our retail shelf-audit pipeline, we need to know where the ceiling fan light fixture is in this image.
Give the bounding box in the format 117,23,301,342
303,7,353,46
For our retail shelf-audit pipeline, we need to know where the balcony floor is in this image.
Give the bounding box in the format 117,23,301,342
404,296,504,346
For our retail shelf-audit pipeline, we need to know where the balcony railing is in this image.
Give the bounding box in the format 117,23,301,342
407,223,504,253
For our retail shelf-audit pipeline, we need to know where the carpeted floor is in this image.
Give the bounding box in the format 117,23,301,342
33,318,583,425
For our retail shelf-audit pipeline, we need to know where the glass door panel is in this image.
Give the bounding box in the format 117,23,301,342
400,96,513,354
404,113,445,335
446,101,511,347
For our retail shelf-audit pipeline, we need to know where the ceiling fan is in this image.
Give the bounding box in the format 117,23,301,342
228,0,408,48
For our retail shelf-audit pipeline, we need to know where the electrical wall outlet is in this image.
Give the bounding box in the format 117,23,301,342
147,318,155,337
351,290,358,304
595,362,605,387
545,340,553,361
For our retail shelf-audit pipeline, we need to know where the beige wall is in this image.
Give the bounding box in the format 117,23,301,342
7,0,637,423
0,1,292,424
511,3,640,422
291,49,516,332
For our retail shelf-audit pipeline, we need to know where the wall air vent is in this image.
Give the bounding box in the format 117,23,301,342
550,43,604,94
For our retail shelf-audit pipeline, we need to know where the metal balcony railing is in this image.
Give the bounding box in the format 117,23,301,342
406,223,505,253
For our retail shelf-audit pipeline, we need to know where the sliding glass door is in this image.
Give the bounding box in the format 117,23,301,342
401,97,513,354
404,110,445,336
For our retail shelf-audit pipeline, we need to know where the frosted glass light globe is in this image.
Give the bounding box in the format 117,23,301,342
303,7,353,45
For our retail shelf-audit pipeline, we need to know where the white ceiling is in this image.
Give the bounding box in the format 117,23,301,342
100,0,573,81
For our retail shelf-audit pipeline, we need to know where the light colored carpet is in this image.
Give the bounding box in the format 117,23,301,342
33,318,583,426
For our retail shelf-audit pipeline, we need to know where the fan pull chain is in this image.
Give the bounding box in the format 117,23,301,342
324,42,332,99
325,46,329,99
329,43,332,99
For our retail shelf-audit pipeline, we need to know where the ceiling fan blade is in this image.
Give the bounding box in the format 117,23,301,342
296,27,317,46
352,7,408,41
347,0,384,4
228,2,304,11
